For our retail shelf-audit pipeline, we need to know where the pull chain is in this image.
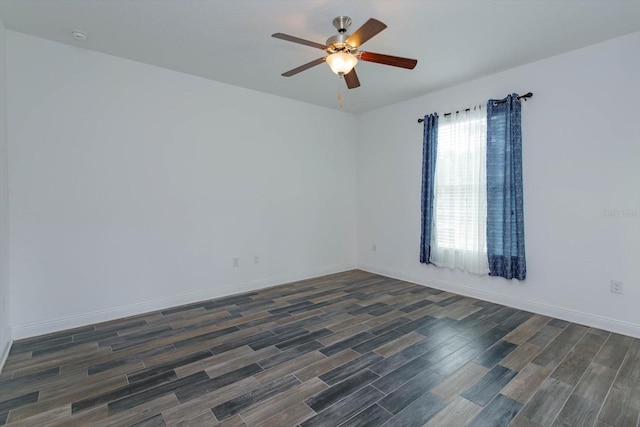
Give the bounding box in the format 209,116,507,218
337,75,344,108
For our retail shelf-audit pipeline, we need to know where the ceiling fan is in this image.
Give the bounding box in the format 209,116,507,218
272,16,418,89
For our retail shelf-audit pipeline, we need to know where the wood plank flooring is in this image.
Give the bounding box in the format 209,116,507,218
1,270,638,426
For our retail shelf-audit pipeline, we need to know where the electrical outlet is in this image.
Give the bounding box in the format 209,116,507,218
254,255,259,264
610,280,623,294
232,257,239,268
372,243,377,252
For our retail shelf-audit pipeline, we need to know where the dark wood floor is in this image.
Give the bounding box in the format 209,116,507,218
1,270,638,426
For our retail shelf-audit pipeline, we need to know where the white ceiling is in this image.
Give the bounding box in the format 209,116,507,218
1,0,639,114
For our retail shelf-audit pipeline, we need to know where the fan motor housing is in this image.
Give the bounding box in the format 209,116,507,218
325,34,357,54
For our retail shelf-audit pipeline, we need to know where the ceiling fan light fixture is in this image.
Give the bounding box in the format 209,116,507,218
326,52,357,75
273,16,416,90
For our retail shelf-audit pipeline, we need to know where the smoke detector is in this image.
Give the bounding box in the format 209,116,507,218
71,30,88,41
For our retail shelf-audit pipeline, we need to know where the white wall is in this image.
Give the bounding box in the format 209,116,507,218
357,32,640,337
5,29,640,341
0,16,12,366
7,32,357,338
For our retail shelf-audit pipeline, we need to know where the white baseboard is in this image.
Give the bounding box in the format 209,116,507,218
0,335,11,373
14,262,637,342
11,264,356,340
359,264,640,339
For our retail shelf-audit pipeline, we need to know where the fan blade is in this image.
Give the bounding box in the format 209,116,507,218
281,57,326,77
344,68,361,89
359,52,417,69
346,18,387,47
272,33,327,50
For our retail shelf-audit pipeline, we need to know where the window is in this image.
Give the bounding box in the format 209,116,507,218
421,94,526,280
429,106,489,274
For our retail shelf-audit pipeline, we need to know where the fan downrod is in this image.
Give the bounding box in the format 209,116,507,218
327,16,356,53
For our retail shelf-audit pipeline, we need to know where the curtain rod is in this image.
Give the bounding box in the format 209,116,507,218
417,92,533,123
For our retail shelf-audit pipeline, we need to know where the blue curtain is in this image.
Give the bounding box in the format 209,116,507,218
486,94,526,279
420,114,438,264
